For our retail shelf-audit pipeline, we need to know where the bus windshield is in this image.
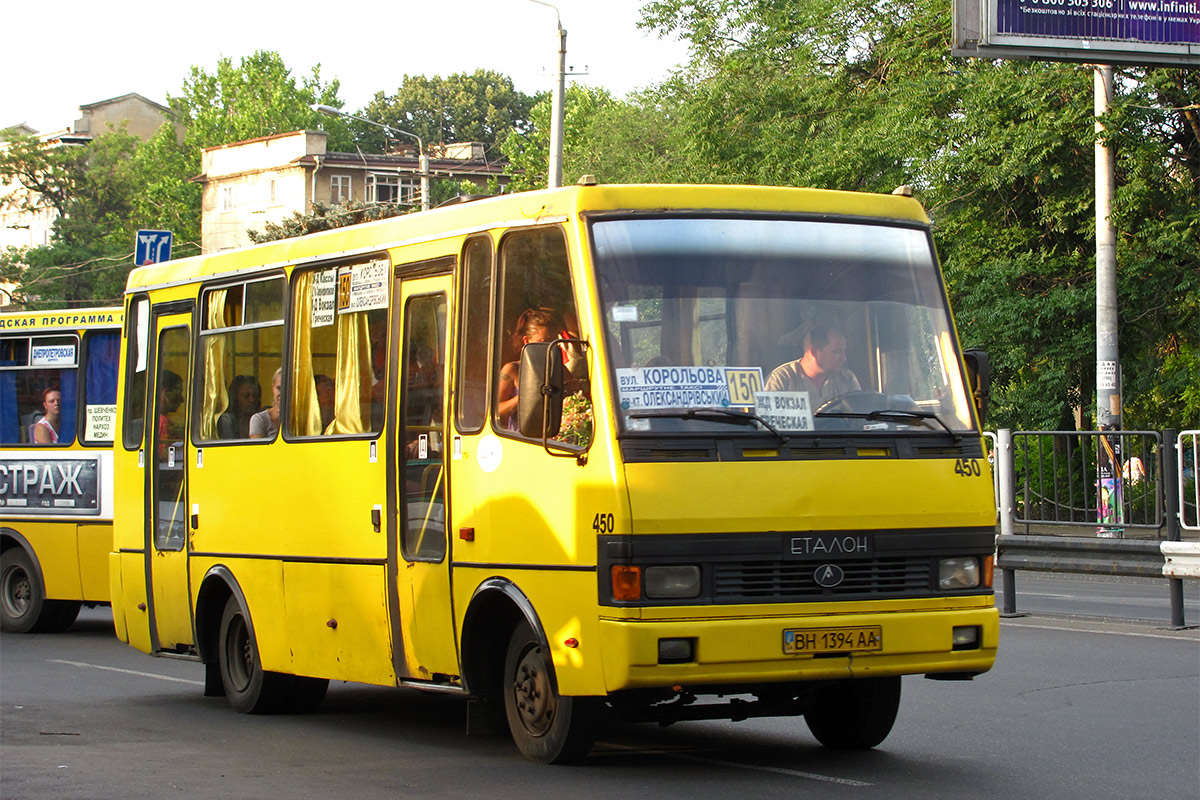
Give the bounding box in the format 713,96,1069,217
592,216,975,436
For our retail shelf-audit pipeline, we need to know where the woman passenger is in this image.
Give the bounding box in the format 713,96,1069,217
249,368,282,439
32,386,62,444
217,375,262,439
497,308,557,431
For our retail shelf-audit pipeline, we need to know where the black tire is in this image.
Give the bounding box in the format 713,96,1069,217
217,596,291,714
2,548,43,633
39,600,82,633
503,619,597,764
286,676,330,714
805,676,902,749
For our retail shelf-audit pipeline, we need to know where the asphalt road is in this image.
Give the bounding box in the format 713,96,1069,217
2,579,1197,799
998,570,1200,625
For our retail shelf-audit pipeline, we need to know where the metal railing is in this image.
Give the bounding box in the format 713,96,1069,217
991,428,1198,628
1178,430,1199,532
1011,430,1162,533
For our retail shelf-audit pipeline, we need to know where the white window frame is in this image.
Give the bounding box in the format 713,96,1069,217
330,175,352,204
366,173,400,204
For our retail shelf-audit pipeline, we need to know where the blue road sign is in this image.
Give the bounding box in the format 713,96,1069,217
136,230,173,265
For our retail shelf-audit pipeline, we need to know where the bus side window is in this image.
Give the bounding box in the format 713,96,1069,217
456,237,491,432
197,278,284,443
289,264,387,437
2,335,79,447
0,336,27,444
124,298,150,449
82,330,120,444
493,227,583,441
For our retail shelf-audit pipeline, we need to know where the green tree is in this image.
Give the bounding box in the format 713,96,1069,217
500,85,680,190
638,0,1198,431
1,51,355,306
172,51,351,150
247,200,407,244
142,50,354,254
361,70,534,154
0,129,141,306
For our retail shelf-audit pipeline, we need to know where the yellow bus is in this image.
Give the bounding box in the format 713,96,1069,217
110,183,997,762
2,306,122,632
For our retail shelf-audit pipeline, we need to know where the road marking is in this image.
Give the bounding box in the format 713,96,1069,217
48,659,205,686
999,619,1200,641
669,752,873,785
600,742,872,785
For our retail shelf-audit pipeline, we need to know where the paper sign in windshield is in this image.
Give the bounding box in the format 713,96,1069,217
337,259,389,314
616,366,764,411
754,391,814,432
31,343,76,366
85,404,117,442
311,269,337,328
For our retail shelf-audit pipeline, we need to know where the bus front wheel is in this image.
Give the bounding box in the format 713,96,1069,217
805,676,901,749
503,620,597,763
1,548,79,634
217,596,291,714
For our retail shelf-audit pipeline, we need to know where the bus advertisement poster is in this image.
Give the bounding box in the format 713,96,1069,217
0,456,101,514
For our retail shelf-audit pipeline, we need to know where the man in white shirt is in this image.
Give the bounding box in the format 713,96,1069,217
764,324,861,405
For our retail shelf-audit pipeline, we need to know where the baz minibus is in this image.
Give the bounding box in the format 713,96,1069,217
110,183,996,762
2,306,122,632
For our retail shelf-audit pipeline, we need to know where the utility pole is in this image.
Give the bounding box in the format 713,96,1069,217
1094,65,1123,537
530,0,566,188
1094,65,1120,432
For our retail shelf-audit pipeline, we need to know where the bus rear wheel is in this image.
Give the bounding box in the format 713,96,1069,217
1,548,79,634
805,676,901,749
503,620,597,764
217,596,291,714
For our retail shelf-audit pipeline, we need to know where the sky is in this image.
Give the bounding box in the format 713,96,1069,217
3,0,692,134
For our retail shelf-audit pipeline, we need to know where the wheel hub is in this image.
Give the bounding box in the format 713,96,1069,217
3,568,31,616
512,645,556,736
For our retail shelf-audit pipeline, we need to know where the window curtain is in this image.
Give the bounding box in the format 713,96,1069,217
55,369,79,446
334,310,372,435
84,331,120,443
0,369,16,443
290,271,322,436
199,289,229,441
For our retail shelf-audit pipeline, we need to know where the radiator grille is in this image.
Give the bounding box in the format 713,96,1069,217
713,557,932,601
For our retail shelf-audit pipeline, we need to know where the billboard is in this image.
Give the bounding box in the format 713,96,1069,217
953,0,1200,65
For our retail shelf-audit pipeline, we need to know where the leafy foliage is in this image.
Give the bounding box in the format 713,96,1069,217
170,51,351,151
0,129,142,306
2,51,354,307
634,0,1198,431
361,70,534,156
248,201,409,244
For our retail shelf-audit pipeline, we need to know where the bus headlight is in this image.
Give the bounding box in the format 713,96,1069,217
938,557,981,590
644,566,701,599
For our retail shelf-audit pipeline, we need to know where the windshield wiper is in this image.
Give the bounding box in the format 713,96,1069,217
629,407,790,444
815,408,961,441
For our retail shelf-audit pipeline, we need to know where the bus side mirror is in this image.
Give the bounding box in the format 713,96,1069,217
517,341,564,439
962,349,990,428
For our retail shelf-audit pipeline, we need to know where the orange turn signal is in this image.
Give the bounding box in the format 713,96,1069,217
983,554,995,588
611,565,642,601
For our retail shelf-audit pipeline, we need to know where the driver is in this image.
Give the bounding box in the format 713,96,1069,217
764,324,861,404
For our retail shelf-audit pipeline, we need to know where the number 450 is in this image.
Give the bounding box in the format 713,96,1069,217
954,458,982,477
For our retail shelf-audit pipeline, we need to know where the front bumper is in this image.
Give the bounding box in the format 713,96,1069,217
597,599,998,692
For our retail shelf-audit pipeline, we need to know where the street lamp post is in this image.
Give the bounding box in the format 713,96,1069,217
529,0,566,189
312,104,430,211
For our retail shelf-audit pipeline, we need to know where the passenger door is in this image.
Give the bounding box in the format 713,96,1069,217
145,311,195,652
390,275,458,680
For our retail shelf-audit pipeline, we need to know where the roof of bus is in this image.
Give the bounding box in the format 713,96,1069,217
0,306,124,332
125,183,931,292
